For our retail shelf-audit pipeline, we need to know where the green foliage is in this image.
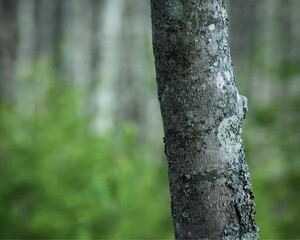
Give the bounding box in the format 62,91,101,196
0,66,173,239
2,52,300,239
242,77,300,239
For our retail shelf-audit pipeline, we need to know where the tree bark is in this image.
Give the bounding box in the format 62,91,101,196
150,0,258,239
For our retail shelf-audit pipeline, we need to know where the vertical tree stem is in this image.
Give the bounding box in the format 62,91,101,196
151,0,258,239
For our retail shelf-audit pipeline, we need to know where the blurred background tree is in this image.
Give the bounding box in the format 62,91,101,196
228,0,300,238
0,0,299,239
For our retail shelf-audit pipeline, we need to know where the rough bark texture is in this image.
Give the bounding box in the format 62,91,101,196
150,0,258,239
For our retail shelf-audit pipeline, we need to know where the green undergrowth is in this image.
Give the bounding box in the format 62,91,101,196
243,90,300,239
0,66,173,239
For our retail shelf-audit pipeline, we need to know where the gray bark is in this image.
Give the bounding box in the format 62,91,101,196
150,0,258,239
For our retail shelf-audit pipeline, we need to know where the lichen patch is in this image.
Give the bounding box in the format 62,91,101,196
208,23,215,31
217,115,239,146
224,71,231,82
216,72,225,90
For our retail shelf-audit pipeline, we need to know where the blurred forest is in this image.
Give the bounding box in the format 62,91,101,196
0,0,299,239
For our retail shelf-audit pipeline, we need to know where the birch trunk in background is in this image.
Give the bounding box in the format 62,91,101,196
0,0,160,141
151,0,258,239
0,0,17,103
227,0,258,97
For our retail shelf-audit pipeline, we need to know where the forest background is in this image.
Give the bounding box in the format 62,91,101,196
0,0,299,239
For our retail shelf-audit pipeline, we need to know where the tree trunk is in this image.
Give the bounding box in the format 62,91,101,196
150,0,258,239
0,0,18,103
